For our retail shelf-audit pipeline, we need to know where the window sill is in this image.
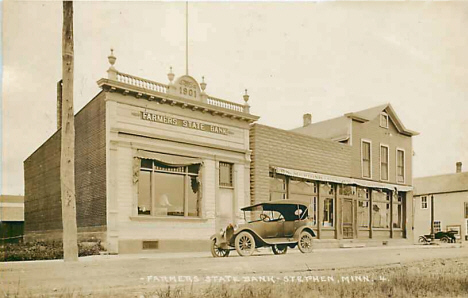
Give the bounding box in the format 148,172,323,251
130,216,209,222
219,185,234,189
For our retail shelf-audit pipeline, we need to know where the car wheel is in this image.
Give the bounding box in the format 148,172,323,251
418,236,428,244
298,231,314,253
272,244,288,255
235,231,256,257
210,239,230,258
440,236,450,243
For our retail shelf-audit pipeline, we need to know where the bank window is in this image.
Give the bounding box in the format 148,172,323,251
380,145,389,181
397,149,405,183
219,162,233,187
269,172,286,201
380,112,389,129
372,190,390,229
434,221,442,233
421,196,428,209
138,159,200,217
322,198,334,227
362,140,371,178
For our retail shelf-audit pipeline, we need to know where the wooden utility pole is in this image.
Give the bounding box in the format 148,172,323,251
61,0,78,262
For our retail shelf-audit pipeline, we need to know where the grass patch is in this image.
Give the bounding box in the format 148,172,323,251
0,240,103,262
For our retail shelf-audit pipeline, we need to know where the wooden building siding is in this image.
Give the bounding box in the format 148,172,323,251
249,124,352,204
351,114,413,185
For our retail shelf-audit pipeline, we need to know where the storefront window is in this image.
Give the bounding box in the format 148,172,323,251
138,159,200,217
323,198,334,227
372,190,390,228
269,173,286,201
357,200,369,228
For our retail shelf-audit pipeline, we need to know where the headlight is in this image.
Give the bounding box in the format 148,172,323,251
219,228,225,235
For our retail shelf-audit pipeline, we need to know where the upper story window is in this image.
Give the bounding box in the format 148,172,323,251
464,202,468,218
434,220,442,233
380,145,389,181
421,196,428,209
396,149,405,183
219,162,233,187
380,112,389,129
361,140,372,178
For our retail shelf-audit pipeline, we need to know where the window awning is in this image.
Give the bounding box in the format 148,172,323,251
273,166,413,192
136,150,202,167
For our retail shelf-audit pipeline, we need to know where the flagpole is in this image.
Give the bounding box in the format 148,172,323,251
186,1,189,75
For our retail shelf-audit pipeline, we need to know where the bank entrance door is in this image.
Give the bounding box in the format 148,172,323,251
342,198,354,239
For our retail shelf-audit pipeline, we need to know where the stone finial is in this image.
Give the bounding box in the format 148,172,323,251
243,89,250,113
108,48,116,66
200,76,207,93
168,66,175,84
107,48,117,80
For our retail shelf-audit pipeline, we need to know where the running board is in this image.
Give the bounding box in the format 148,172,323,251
263,238,297,245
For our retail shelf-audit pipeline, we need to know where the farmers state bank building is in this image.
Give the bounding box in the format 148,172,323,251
24,51,258,253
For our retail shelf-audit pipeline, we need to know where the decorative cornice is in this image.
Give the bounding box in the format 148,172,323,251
97,78,259,123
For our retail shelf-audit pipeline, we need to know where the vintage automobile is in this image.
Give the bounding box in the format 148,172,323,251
418,231,457,244
210,200,316,257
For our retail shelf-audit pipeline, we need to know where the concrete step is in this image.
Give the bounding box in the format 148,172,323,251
339,242,366,248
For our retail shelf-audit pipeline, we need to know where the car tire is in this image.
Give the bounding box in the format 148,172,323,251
440,236,450,243
235,231,256,257
418,236,428,244
298,231,314,253
210,239,230,258
272,245,288,255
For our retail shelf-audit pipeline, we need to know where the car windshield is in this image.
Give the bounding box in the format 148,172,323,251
244,203,309,222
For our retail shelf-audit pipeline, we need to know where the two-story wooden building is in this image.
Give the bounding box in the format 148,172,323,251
250,104,418,245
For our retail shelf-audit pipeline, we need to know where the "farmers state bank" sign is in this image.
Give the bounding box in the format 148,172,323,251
141,111,229,135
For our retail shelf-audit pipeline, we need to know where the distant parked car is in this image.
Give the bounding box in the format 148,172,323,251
418,231,457,244
210,200,316,257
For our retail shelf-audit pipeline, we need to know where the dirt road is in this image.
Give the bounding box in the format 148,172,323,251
1,245,467,296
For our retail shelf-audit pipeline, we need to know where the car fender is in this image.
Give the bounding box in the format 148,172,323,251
233,227,266,246
293,226,316,241
210,233,223,244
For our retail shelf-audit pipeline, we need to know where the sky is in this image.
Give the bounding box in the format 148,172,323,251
2,1,468,195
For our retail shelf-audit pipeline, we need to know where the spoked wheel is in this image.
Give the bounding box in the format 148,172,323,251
272,244,288,255
418,236,428,244
440,236,450,243
235,231,256,257
211,239,230,258
298,231,314,253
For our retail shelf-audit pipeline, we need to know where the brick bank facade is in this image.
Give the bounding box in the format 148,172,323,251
24,52,258,253
24,52,418,252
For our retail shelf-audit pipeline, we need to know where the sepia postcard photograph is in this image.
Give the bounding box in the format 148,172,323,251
1,0,468,297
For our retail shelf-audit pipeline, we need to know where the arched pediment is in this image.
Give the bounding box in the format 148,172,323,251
168,75,203,102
